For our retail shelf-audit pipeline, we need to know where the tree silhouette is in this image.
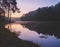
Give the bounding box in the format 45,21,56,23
0,0,20,21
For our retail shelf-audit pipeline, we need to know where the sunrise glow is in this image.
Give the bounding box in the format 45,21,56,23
11,12,23,18
11,0,60,18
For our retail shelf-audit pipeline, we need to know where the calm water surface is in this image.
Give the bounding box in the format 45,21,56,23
5,22,60,47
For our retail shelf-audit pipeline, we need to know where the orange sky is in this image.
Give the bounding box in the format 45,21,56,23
11,12,23,18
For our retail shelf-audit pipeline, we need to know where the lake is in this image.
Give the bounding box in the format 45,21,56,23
5,21,60,47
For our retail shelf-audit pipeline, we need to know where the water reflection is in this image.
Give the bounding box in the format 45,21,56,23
5,23,60,47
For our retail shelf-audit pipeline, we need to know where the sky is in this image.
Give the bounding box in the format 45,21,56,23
12,0,60,17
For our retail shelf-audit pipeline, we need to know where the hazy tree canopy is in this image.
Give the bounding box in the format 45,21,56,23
21,2,60,21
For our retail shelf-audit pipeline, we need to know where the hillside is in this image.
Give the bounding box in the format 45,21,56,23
21,2,60,21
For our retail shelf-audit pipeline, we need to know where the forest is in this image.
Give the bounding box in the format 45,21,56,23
21,2,60,21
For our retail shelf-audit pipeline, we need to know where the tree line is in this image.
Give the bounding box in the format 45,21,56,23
21,2,60,21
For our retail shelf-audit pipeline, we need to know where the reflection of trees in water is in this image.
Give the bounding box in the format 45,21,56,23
22,22,60,38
